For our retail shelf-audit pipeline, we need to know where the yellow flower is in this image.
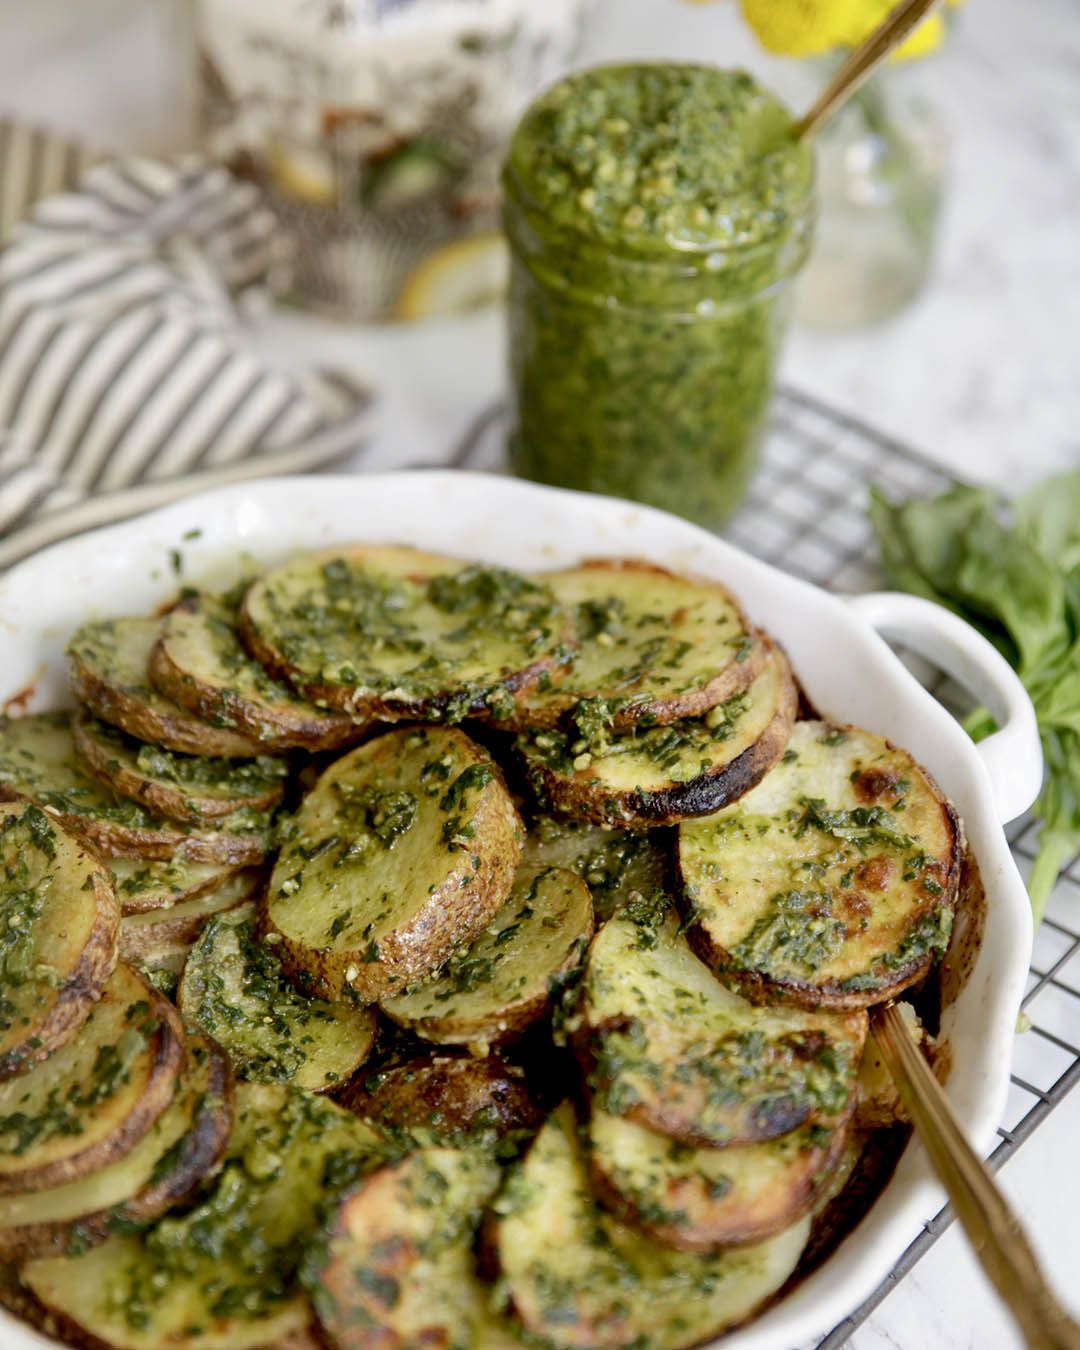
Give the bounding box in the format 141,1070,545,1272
737,0,961,60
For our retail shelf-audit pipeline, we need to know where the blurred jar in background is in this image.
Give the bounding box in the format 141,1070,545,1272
193,0,595,322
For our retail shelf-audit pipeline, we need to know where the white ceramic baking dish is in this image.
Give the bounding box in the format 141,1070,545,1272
0,472,1042,1350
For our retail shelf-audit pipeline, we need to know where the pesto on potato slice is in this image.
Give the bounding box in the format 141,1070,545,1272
74,712,287,824
516,635,796,827
0,713,272,864
381,867,593,1048
493,1103,810,1349
0,1029,232,1260
678,720,961,1009
521,813,667,924
152,591,363,752
179,903,376,1093
0,801,118,1080
21,1082,389,1350
68,615,262,758
576,902,865,1148
264,726,521,1003
240,544,572,722
504,559,763,731
303,1148,519,1350
587,1108,852,1251
0,963,184,1196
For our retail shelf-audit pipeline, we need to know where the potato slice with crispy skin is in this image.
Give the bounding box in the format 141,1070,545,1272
74,713,287,825
0,802,118,1080
678,720,961,1010
151,591,364,752
263,726,522,1003
108,854,240,916
0,1028,232,1260
179,903,376,1093
516,636,796,827
340,1052,542,1144
521,814,667,925
575,900,865,1148
504,559,764,731
0,713,272,864
68,616,265,758
493,1103,810,1349
21,1083,388,1350
302,1147,514,1350
381,867,593,1048
118,870,260,969
0,962,184,1195
240,545,572,722
587,1108,853,1251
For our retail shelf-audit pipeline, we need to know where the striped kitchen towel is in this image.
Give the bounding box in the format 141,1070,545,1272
0,120,372,547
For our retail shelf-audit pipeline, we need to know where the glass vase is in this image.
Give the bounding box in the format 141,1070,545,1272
794,59,947,328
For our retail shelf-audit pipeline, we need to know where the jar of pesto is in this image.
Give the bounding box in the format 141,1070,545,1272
503,64,814,526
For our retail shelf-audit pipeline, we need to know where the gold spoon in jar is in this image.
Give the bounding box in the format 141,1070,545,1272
795,0,944,138
871,1002,1080,1349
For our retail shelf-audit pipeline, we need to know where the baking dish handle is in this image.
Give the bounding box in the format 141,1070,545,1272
846,591,1043,824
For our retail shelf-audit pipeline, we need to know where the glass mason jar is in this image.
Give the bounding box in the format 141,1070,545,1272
503,67,815,528
192,0,595,322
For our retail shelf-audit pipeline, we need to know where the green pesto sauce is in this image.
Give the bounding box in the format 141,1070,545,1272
116,1087,389,1331
87,718,285,798
522,815,665,924
0,806,57,1033
259,558,566,720
184,911,365,1086
504,63,813,526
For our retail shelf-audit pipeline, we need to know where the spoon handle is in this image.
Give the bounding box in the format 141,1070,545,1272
871,1002,1080,1350
795,0,944,139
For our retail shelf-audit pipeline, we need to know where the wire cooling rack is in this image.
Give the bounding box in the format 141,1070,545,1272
459,384,1080,1347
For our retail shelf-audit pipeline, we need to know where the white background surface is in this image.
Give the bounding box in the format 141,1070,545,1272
0,1,1079,1346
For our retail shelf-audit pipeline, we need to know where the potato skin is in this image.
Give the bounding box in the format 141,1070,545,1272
118,871,261,964
0,969,186,1197
339,1053,543,1140
0,860,119,1083
526,644,798,828
70,639,264,760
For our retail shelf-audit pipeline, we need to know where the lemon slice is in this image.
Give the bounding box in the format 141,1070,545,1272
395,233,509,321
265,139,337,207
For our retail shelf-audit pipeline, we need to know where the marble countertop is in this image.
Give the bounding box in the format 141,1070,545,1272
1,0,1079,1345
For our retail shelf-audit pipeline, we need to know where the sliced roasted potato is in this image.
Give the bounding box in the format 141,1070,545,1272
521,814,667,925
68,615,264,757
21,1082,389,1350
0,962,184,1195
678,720,961,1010
382,867,593,1047
340,1052,542,1144
587,1109,852,1251
0,802,118,1080
516,636,797,827
0,713,272,864
240,544,571,721
109,854,240,916
493,1103,811,1349
302,1147,514,1349
119,870,260,967
264,726,522,1002
74,713,287,824
505,560,763,731
151,591,365,752
855,1001,932,1128
0,1029,232,1259
179,903,376,1092
576,901,865,1148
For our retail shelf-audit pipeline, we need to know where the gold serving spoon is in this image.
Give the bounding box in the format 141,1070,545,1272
871,1002,1080,1349
796,0,944,139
